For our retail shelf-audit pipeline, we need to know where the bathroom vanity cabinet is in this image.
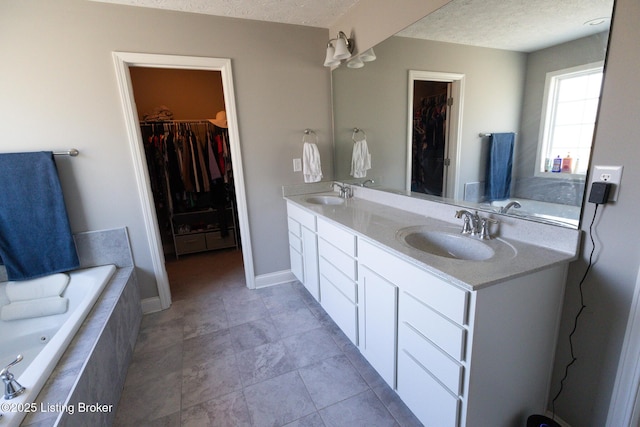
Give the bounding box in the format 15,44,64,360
286,202,319,299
285,199,569,426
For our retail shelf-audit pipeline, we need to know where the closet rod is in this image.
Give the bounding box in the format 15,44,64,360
140,120,214,124
53,149,79,157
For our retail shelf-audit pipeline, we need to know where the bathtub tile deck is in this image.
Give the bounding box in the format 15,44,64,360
114,250,421,427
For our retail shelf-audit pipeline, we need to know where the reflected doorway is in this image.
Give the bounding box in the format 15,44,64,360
406,70,464,199
410,80,450,196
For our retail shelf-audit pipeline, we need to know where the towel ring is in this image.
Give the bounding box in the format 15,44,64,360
303,129,318,144
352,128,367,143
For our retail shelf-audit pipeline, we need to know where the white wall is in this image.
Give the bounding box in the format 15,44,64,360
0,0,332,298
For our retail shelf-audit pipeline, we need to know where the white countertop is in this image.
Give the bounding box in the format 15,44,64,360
285,192,578,291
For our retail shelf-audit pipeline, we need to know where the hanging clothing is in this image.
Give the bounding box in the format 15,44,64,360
140,120,233,212
207,132,222,180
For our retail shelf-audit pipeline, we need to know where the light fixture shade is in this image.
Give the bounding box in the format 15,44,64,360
333,37,351,60
360,48,376,62
324,45,340,67
347,57,364,69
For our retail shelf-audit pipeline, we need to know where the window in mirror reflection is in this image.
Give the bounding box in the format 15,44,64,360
537,61,604,177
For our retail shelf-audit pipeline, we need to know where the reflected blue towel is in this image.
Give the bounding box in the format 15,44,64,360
0,152,79,280
485,133,515,201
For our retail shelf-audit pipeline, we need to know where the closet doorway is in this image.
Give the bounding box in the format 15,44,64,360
130,67,238,259
113,53,255,312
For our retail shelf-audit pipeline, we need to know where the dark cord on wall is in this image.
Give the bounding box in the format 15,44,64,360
551,203,601,420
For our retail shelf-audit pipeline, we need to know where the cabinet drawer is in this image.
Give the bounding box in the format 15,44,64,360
287,202,316,231
317,217,356,256
205,230,235,249
397,349,460,427
319,238,356,281
359,238,468,325
288,232,303,253
288,217,302,238
319,257,357,303
175,234,207,254
401,291,466,360
320,275,358,344
290,245,304,283
399,321,464,395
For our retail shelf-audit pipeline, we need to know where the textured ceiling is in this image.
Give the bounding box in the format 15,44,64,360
90,0,614,51
398,0,614,52
89,0,361,28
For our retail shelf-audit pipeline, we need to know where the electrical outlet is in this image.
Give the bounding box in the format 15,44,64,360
293,158,302,172
593,165,623,201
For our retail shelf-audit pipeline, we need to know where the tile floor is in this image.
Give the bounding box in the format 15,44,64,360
114,249,422,426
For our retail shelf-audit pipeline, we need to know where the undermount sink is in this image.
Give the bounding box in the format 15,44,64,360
306,195,345,206
396,226,517,261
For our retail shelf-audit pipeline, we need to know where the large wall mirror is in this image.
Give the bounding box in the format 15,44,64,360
332,0,614,229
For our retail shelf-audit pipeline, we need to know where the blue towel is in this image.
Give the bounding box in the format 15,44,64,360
0,151,79,280
485,133,515,201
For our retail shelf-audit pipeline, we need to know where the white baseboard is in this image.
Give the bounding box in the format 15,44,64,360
254,269,297,289
141,296,163,314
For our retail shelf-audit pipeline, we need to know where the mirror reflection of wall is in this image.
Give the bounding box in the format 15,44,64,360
332,0,613,229
333,36,525,198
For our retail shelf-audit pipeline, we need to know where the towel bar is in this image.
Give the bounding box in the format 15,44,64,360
479,132,517,137
53,149,79,157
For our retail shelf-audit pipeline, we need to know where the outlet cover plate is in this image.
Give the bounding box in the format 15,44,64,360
293,158,302,172
593,165,623,201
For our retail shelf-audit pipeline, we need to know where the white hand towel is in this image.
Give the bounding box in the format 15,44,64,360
6,273,70,302
1,296,69,321
351,139,371,178
303,142,323,183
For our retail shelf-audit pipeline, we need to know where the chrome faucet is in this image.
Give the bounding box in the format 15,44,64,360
500,200,522,214
332,182,353,199
1,354,25,400
360,179,375,187
455,209,478,235
455,209,498,239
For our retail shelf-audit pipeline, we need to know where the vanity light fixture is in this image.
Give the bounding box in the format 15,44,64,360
346,47,376,68
347,56,364,68
359,48,376,62
324,31,354,67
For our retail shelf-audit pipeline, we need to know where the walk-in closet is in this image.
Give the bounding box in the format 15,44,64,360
129,67,240,263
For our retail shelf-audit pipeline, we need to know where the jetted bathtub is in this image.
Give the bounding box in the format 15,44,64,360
0,264,116,427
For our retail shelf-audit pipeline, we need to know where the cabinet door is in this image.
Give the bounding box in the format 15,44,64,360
289,234,304,283
288,215,304,283
320,273,358,344
301,226,319,301
358,265,397,388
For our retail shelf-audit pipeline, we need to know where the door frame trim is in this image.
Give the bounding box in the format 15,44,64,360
112,52,256,310
606,266,640,426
